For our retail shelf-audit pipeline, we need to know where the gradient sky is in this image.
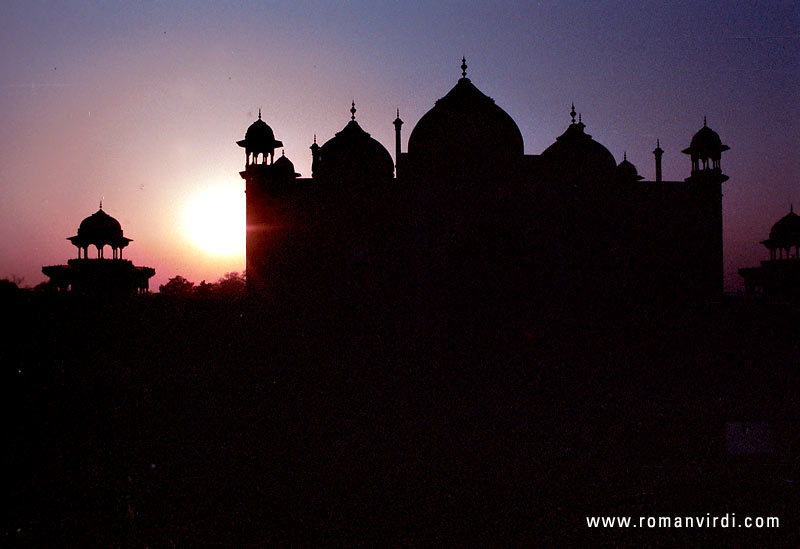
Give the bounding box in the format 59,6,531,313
1,1,797,291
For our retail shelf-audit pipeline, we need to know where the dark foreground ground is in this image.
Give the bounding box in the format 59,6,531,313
3,290,798,546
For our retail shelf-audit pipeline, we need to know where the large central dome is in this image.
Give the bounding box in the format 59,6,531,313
408,71,524,162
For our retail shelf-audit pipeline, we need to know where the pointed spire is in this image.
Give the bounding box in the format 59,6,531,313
578,113,582,124
313,134,317,144
570,103,576,124
624,151,627,161
461,56,468,78
258,108,262,120
350,100,356,121
281,149,285,157
99,199,103,210
791,203,794,214
703,115,707,127
397,108,400,118
657,139,660,148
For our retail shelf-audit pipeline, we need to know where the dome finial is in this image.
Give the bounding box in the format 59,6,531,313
99,199,103,210
657,138,660,148
703,115,707,127
461,56,467,78
258,108,261,120
350,100,356,121
570,103,576,124
624,151,627,161
791,203,794,214
578,113,582,124
313,134,317,144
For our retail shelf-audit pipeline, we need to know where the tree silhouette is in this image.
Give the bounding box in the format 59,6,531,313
159,275,195,296
215,271,246,297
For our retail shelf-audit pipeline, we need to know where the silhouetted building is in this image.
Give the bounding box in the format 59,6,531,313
739,206,800,301
240,60,728,313
42,204,155,295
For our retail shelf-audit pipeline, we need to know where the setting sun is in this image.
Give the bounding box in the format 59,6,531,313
181,185,245,257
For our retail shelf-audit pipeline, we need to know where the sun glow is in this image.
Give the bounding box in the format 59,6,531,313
181,185,245,257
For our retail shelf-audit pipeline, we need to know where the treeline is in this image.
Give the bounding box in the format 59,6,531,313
157,271,246,298
0,271,247,298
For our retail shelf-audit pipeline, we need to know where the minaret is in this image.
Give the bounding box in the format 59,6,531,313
653,139,663,183
310,134,319,178
393,108,403,176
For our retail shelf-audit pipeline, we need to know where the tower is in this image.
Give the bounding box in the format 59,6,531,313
653,139,663,183
681,118,730,298
393,109,403,176
238,112,294,295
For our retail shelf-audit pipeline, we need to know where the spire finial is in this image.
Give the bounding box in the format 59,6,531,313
624,151,627,161
397,108,400,118
99,199,103,210
313,134,317,144
578,113,582,124
281,149,285,157
791,203,794,214
258,108,261,120
657,138,660,148
703,115,707,127
461,56,467,78
570,103,576,124
350,100,356,121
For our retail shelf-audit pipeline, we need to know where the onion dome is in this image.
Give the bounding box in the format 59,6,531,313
615,152,644,182
315,102,394,180
541,107,616,184
78,207,123,241
273,151,301,179
682,117,729,161
764,205,800,249
237,109,284,164
68,204,132,249
408,58,523,165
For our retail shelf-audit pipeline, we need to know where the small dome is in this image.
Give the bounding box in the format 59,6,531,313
541,117,616,184
316,117,394,181
615,154,644,182
273,152,300,179
682,119,729,161
78,208,123,242
768,206,800,246
237,111,284,156
408,76,524,162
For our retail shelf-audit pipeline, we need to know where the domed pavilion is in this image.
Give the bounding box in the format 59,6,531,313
42,204,155,295
739,205,800,301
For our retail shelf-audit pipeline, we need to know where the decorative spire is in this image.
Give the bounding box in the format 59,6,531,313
350,101,356,121
570,103,576,124
313,134,317,144
657,139,660,148
258,108,261,120
461,56,467,78
578,113,582,124
281,149,285,156
703,115,707,127
792,203,794,214
624,151,627,161
99,199,103,210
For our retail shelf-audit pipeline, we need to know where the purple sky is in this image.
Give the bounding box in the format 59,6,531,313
1,1,797,291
